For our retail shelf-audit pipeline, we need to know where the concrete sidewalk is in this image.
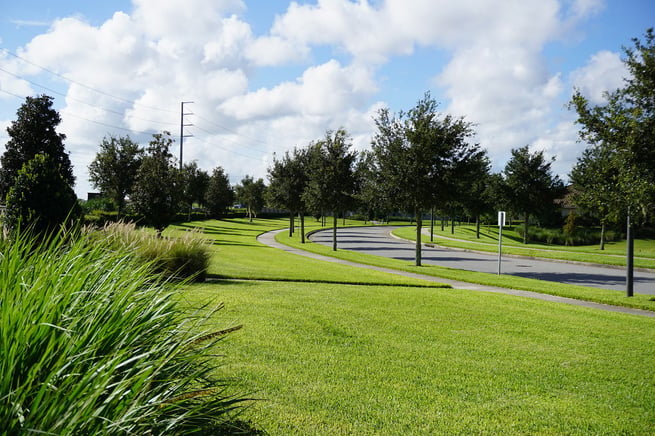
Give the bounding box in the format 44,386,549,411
257,229,655,318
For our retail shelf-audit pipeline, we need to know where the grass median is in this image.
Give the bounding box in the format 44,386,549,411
172,217,655,434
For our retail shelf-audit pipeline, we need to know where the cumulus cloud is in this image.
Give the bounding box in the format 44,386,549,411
0,0,615,197
570,50,627,104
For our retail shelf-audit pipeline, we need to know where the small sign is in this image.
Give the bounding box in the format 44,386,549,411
498,211,506,227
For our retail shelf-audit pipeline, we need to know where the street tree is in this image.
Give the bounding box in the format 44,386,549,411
569,28,655,223
88,134,143,218
3,153,81,237
503,145,565,244
267,147,310,239
205,166,234,218
235,175,266,222
303,129,358,251
569,145,622,250
1,95,74,199
179,161,210,220
454,151,492,238
371,93,480,265
131,132,180,234
355,150,393,224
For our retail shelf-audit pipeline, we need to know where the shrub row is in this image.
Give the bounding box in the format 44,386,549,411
515,225,622,246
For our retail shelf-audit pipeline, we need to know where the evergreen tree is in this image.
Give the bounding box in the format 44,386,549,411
131,132,179,234
205,166,234,218
1,95,74,199
4,153,81,237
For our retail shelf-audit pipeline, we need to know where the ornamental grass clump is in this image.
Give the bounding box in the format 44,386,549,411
101,221,210,282
0,229,244,434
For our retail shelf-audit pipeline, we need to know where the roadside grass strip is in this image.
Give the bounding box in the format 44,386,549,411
275,226,655,312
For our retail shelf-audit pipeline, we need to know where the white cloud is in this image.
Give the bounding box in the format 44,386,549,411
220,60,377,120
0,0,614,198
570,50,627,104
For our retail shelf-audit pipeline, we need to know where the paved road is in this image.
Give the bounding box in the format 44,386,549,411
309,226,655,295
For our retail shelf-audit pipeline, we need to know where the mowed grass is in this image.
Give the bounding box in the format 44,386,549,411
174,218,655,434
187,280,655,435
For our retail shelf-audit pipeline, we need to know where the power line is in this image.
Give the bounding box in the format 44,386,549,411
1,48,175,114
0,67,177,127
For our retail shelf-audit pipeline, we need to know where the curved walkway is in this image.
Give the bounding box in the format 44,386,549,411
257,229,655,318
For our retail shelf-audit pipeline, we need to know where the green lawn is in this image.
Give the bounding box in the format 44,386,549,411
173,218,655,434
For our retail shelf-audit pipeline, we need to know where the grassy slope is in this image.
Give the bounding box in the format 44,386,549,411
189,280,655,435
172,218,655,434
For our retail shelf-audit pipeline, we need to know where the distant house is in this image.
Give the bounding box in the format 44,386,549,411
555,185,578,217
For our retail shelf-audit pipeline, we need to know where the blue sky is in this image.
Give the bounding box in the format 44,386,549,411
0,0,653,198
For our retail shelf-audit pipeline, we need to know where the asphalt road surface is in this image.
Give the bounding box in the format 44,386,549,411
309,226,655,296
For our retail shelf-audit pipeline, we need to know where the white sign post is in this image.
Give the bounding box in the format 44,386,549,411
497,211,506,275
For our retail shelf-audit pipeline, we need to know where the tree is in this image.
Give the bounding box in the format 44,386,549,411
88,135,143,218
205,166,234,218
1,95,74,199
455,152,492,238
371,92,480,265
303,129,358,251
131,132,180,234
179,161,210,220
355,150,393,224
3,153,81,237
569,28,655,224
267,147,310,239
503,145,565,244
235,175,266,222
569,145,622,250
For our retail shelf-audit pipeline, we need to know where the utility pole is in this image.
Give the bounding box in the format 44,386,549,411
626,206,634,297
179,101,194,170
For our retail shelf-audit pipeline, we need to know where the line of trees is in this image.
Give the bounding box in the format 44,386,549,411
3,29,651,254
267,93,566,265
568,28,655,250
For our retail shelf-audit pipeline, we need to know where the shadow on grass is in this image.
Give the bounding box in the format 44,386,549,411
205,275,451,289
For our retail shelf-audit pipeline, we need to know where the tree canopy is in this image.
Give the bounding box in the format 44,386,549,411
304,129,358,251
88,135,143,218
131,132,179,233
370,92,482,265
236,175,266,222
503,145,565,243
3,153,81,237
1,95,74,200
205,166,234,219
569,28,655,224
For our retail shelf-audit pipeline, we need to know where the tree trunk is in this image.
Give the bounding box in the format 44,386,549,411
600,221,605,251
451,215,455,235
476,215,480,239
441,216,445,232
523,214,529,244
289,212,294,237
301,212,305,244
430,208,434,242
415,209,422,266
332,212,338,251
342,210,346,226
